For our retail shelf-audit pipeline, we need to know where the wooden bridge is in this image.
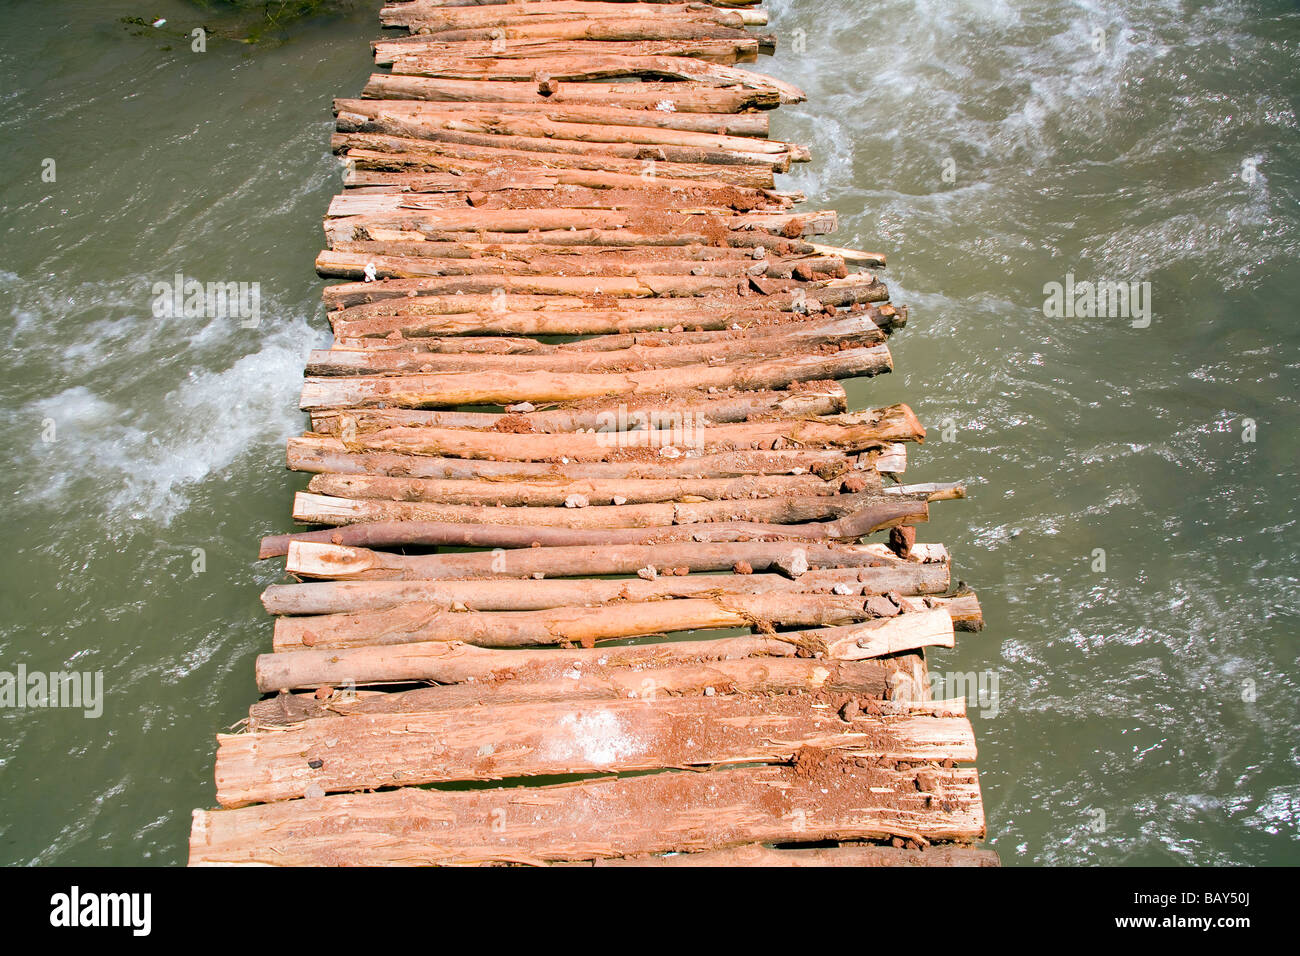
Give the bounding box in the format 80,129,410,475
188,0,995,867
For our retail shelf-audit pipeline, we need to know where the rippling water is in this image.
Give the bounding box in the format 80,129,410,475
1,0,1296,865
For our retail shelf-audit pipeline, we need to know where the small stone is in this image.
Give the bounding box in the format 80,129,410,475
313,687,332,701
506,401,536,413
840,699,860,721
532,572,545,580
832,583,854,596
466,191,488,206
564,494,590,509
612,495,628,506
704,686,716,697
733,561,753,575
307,758,324,770
637,566,658,580
841,472,868,493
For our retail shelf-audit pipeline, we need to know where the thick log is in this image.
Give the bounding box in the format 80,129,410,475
336,100,791,155
374,38,763,69
341,97,770,136
306,405,922,460
323,273,890,317
300,347,892,409
308,383,847,431
189,763,984,865
215,696,973,806
337,133,778,188
381,2,763,32
281,536,948,582
387,53,807,104
314,249,844,283
336,110,795,169
361,75,783,113
270,591,953,654
248,658,913,729
254,611,951,692
306,472,845,506
260,564,952,615
583,844,1000,867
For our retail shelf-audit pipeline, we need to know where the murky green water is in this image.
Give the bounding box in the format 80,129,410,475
1,0,1296,865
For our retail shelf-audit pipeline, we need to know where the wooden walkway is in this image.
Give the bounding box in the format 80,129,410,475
188,0,995,867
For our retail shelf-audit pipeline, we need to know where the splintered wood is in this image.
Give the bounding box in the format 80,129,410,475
189,0,994,868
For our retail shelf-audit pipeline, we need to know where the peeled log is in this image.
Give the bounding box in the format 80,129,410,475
360,75,783,113
281,534,946,582
300,347,892,409
270,591,901,651
254,610,952,692
260,564,951,615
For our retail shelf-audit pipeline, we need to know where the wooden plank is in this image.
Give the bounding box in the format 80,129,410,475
189,762,984,865
214,697,976,806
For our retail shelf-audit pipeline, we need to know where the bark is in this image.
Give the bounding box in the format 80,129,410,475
374,37,763,69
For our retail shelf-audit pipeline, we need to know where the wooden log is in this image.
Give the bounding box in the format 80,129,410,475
248,658,911,729
337,133,778,188
300,347,892,409
289,489,925,531
581,844,1000,867
306,472,846,506
314,249,844,283
260,564,952,615
269,590,932,651
336,110,795,169
254,610,952,692
387,53,807,104
361,75,783,113
306,405,921,459
281,535,948,582
336,103,795,158
309,316,874,374
214,696,974,806
411,23,773,52
332,299,902,340
340,166,783,200
189,763,984,865
308,383,848,431
323,274,890,317
340,97,770,136
380,2,762,32
374,38,763,69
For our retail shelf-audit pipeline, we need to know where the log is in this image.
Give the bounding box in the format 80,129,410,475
270,590,935,651
260,564,952,615
254,611,952,692
322,273,890,317
340,97,770,136
374,38,763,69
300,347,893,409
314,249,844,283
582,844,1000,867
289,489,925,531
248,657,911,729
306,405,922,460
361,75,783,113
305,472,847,506
308,383,848,430
332,300,903,340
336,103,795,158
380,2,763,31
214,696,974,806
189,763,984,865
337,133,778,188
387,53,807,104
281,535,947,582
